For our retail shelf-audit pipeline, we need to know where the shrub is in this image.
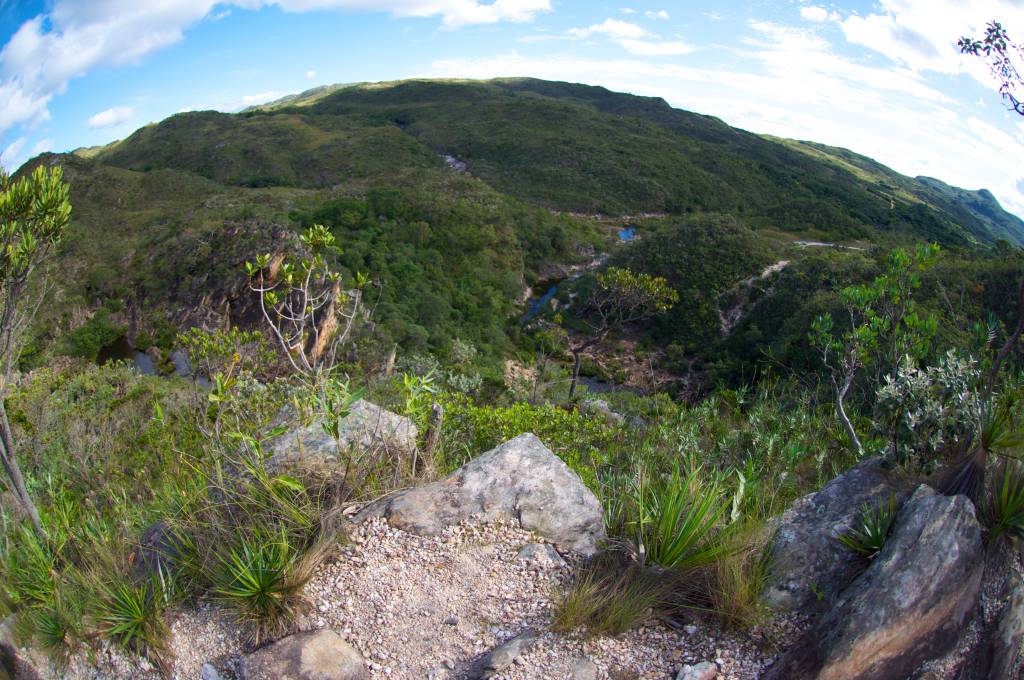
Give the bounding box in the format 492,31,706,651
837,495,899,558
986,463,1024,544
874,350,979,469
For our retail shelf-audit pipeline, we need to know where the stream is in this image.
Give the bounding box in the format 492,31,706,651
521,228,637,323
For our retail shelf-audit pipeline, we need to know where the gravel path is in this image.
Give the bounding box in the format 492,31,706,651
53,518,793,679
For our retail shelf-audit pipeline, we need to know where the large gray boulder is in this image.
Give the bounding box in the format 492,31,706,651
766,485,983,680
238,629,368,680
356,433,605,555
265,400,417,478
990,577,1024,680
763,456,901,613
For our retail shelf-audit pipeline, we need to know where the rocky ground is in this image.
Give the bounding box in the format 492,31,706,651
52,518,793,680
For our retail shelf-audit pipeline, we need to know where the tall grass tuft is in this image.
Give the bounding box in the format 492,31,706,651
551,552,667,636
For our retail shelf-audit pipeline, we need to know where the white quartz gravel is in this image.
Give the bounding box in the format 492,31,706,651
49,517,797,679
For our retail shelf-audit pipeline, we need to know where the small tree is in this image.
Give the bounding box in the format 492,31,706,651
247,224,368,389
566,267,678,402
528,317,568,403
0,165,72,536
810,244,939,456
960,21,1024,116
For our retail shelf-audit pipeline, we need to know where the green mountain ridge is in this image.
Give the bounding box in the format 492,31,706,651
15,77,1024,379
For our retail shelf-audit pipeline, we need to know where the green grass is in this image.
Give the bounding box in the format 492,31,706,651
551,552,668,636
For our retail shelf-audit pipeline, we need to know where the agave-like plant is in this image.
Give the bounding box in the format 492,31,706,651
211,531,327,647
986,463,1024,544
95,568,173,669
837,495,899,559
629,463,730,571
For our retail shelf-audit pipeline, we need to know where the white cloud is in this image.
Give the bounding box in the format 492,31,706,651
568,19,646,40
30,138,54,155
836,1,1024,77
566,18,692,57
619,7,636,15
87,105,134,128
0,0,552,139
239,91,282,106
645,10,669,20
0,137,26,171
618,39,693,56
305,69,316,79
800,6,838,22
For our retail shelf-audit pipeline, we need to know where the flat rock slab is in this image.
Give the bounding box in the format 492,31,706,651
763,456,901,613
355,433,605,555
239,629,367,680
766,485,983,680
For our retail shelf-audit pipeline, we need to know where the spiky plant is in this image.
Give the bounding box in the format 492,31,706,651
211,533,328,647
837,495,899,559
986,463,1024,544
95,570,173,668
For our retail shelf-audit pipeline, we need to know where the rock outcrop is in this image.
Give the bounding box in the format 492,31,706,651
238,629,368,680
356,433,605,555
990,576,1024,680
265,400,417,479
0,616,40,680
766,485,983,680
762,456,902,613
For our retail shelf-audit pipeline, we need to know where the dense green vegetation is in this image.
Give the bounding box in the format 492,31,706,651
3,77,1024,671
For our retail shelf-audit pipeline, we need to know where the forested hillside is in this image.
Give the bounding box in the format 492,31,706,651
14,77,1024,391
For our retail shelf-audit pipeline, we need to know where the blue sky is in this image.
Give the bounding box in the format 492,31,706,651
2,0,1024,216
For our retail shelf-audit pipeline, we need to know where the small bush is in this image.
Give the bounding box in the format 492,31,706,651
986,464,1024,544
837,495,899,558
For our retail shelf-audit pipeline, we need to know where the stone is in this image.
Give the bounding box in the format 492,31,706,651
990,577,1024,680
238,629,368,680
476,630,537,678
131,520,179,580
265,400,418,479
200,663,223,680
765,485,983,680
762,456,902,613
580,399,626,426
572,658,598,680
515,542,567,567
0,616,41,680
676,661,718,680
356,433,605,555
